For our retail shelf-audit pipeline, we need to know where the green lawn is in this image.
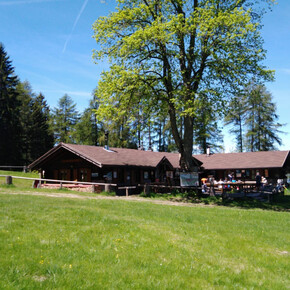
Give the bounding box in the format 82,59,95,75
0,170,97,197
0,192,289,289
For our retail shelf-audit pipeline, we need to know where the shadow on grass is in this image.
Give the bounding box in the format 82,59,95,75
216,195,290,212
140,190,290,212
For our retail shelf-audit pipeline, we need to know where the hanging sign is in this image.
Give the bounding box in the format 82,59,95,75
180,172,199,187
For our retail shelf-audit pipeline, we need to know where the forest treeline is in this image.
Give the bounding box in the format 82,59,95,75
0,43,284,166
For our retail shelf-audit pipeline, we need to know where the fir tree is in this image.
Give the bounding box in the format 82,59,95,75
0,43,22,165
244,83,283,151
224,94,246,152
73,100,99,145
51,94,80,143
30,93,54,159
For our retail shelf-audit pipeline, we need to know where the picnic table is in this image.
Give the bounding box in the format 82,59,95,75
205,181,257,195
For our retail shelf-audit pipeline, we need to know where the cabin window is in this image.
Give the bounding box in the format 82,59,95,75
104,172,112,181
236,170,241,178
144,171,149,179
113,171,117,179
80,169,88,181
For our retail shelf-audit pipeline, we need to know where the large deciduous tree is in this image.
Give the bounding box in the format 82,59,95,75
93,0,274,171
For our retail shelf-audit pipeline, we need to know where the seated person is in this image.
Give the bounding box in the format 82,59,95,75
202,183,208,193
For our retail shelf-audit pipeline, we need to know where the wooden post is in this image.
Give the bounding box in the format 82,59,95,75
221,186,225,201
105,184,111,193
144,183,150,196
6,176,12,185
126,187,129,197
60,182,63,189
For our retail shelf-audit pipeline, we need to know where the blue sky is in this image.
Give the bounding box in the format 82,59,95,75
0,0,289,151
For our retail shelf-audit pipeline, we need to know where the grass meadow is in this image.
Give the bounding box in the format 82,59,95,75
0,170,289,288
0,191,289,289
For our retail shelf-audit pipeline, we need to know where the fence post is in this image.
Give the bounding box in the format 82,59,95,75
144,183,150,196
6,176,12,185
105,184,111,193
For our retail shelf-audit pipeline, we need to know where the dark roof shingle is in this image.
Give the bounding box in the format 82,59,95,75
195,150,289,170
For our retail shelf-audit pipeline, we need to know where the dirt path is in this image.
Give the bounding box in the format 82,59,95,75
0,190,213,208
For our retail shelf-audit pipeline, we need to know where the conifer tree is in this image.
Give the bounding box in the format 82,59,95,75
244,83,283,151
224,94,246,152
0,43,22,165
16,81,35,163
30,93,54,159
73,100,99,146
51,94,80,143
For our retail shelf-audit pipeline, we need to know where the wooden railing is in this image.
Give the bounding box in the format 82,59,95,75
0,175,117,192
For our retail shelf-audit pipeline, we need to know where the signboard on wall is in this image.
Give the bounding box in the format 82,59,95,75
180,172,199,187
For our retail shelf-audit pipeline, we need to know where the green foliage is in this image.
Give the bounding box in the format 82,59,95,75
73,100,99,145
16,82,54,164
225,82,283,152
193,94,224,153
0,44,54,165
0,43,22,165
224,93,246,152
225,81,284,152
51,94,80,144
244,83,284,151
93,0,274,169
30,93,54,160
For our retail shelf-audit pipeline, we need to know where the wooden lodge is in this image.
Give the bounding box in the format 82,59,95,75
28,143,201,187
196,150,290,184
28,143,290,188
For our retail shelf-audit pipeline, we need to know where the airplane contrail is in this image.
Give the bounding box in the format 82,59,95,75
62,0,89,53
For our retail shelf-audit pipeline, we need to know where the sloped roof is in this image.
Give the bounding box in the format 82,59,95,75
29,143,289,171
29,142,185,169
63,143,181,168
195,150,290,170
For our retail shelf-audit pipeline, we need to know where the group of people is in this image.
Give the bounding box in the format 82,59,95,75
255,172,268,190
201,172,286,195
201,172,270,194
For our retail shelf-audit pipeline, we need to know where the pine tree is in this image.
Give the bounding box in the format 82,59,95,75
244,84,283,151
73,100,99,145
224,94,246,152
193,95,224,154
30,93,54,159
51,94,80,143
0,43,22,165
16,81,35,164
